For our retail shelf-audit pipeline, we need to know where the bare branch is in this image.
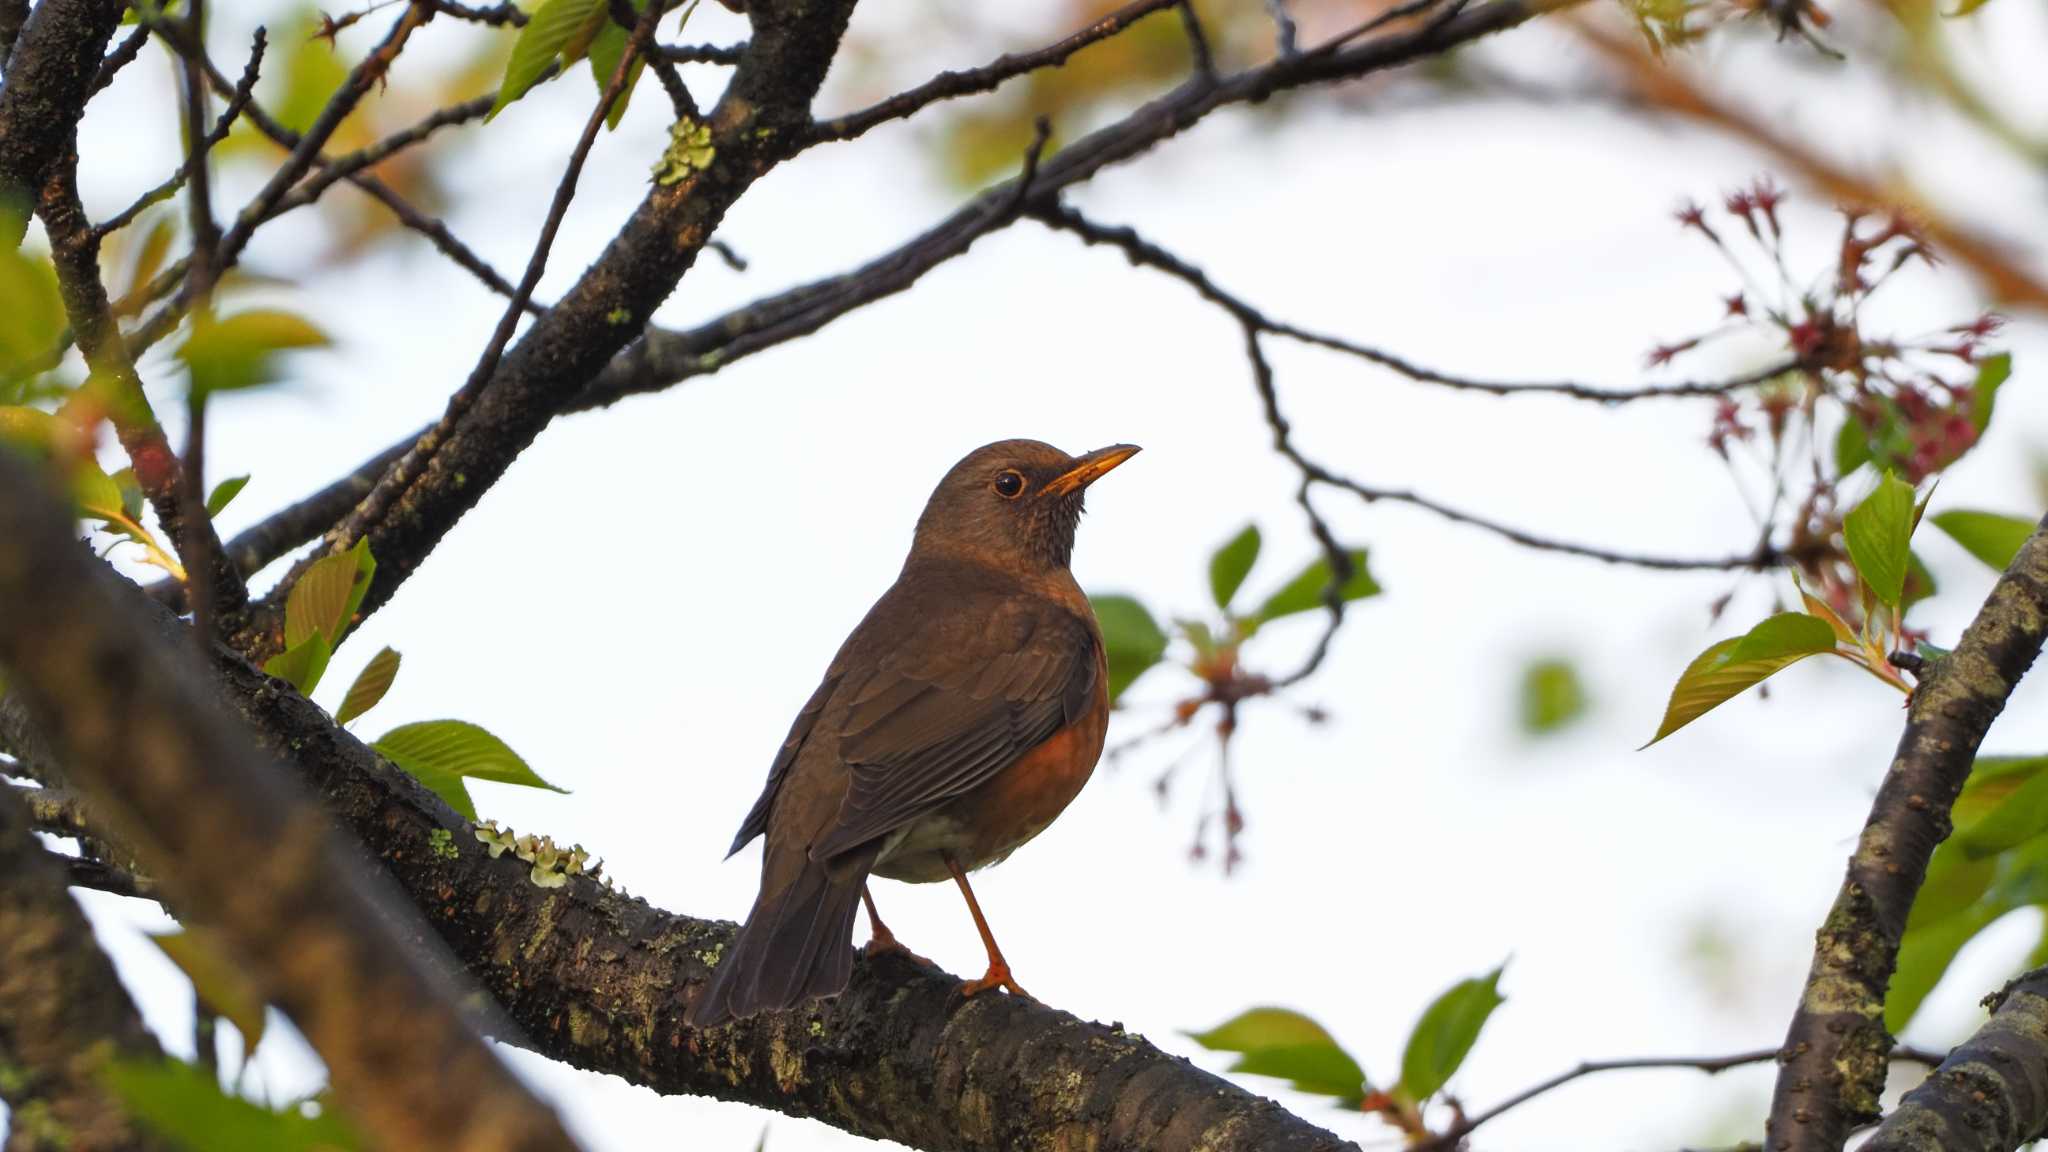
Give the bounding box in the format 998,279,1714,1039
93,29,265,239
0,0,127,241
0,0,27,72
1768,517,2048,1152
0,453,585,1152
1863,967,2048,1152
805,0,1182,145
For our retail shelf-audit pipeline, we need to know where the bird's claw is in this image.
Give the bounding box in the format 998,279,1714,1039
960,963,1032,1000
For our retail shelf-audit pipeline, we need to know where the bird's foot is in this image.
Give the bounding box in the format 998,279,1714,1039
960,961,1032,1000
862,926,935,969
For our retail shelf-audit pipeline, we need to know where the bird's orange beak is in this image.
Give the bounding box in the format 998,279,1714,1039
1042,444,1141,497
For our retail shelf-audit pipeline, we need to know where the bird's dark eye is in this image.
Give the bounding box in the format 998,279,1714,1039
993,470,1026,499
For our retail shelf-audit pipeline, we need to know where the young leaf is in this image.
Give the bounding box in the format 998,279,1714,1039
106,1059,358,1152
334,646,401,725
178,309,329,397
488,0,607,120
1254,549,1380,624
1903,550,1938,610
373,720,566,804
1395,965,1506,1106
204,474,249,518
1090,593,1168,703
586,10,647,131
1832,417,1872,477
0,243,63,378
1207,524,1261,611
1843,472,1918,608
1519,657,1588,735
1886,902,2001,1033
262,632,332,696
1931,510,2035,572
283,540,374,650
1956,764,2048,859
150,929,268,1055
1971,352,2011,433
1644,613,1837,746
1186,1007,1367,1103
1906,841,1995,931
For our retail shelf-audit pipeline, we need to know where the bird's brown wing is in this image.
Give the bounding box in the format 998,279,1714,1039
810,597,1097,863
726,671,841,857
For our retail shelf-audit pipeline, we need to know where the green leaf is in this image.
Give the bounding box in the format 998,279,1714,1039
1932,510,2036,572
149,929,267,1056
262,632,332,696
1396,965,1507,1106
106,1059,357,1152
0,244,62,380
334,647,400,725
1833,416,1872,477
1844,472,1918,608
1908,841,1995,930
283,540,374,651
1519,657,1588,735
1887,902,2002,1033
178,309,329,397
1903,550,1937,611
1957,763,2048,858
1187,1007,1367,1104
1644,613,1838,746
205,474,249,518
373,721,565,813
111,467,143,521
586,9,648,131
489,0,607,121
1971,352,2011,432
1090,593,1168,704
1207,525,1261,611
1254,549,1380,624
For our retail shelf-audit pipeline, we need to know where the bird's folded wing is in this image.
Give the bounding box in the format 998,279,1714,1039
810,603,1097,862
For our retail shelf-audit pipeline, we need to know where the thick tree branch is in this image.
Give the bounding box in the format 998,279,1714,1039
1863,967,2048,1152
0,0,124,241
0,784,166,1152
1767,517,2048,1152
46,524,1373,1151
0,0,27,73
0,455,583,1152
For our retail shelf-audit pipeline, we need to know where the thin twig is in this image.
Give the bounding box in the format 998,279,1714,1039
326,0,663,558
94,28,265,238
86,22,149,94
805,0,1181,145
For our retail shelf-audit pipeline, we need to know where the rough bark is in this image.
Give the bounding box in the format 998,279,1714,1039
1767,517,2048,1152
0,454,582,1152
0,785,165,1152
0,0,125,241
1861,967,2048,1152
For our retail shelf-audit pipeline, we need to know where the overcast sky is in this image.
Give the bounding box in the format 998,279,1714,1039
12,0,2048,1148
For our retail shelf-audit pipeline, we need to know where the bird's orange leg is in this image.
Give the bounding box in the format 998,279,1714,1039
942,853,1031,999
860,885,932,966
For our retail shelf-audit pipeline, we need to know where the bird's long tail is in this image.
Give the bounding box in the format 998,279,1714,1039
687,856,864,1027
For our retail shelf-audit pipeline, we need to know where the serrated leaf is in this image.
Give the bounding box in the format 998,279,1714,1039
1644,613,1838,746
283,540,373,651
334,647,400,725
205,474,249,518
1187,1007,1367,1104
1971,352,2011,432
150,929,267,1056
1207,525,1261,611
1254,549,1380,624
373,720,565,803
1844,472,1918,608
1932,510,2036,572
1798,587,1857,646
1396,965,1506,1106
106,1059,357,1152
178,309,329,397
488,0,608,120
263,632,332,696
1090,593,1168,704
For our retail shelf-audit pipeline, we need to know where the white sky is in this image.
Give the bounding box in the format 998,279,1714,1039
10,0,2048,1149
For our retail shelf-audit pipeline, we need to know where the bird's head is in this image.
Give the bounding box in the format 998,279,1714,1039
908,439,1140,573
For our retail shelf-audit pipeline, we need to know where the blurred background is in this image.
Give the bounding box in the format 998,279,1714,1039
8,0,2048,1146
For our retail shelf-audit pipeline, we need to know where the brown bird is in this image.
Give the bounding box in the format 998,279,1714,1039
687,439,1139,1026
